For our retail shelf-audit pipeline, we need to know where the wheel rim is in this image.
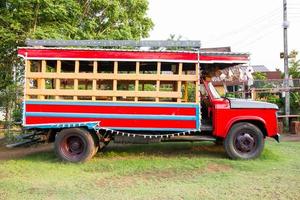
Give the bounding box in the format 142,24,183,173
61,135,85,159
234,132,257,154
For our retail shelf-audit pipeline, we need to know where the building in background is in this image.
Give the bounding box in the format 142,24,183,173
212,65,281,97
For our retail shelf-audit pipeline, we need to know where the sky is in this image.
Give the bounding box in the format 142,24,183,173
147,0,300,71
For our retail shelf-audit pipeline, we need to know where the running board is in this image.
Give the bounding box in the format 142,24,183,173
163,135,216,142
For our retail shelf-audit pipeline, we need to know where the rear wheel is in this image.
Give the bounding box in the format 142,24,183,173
54,128,96,163
224,122,264,159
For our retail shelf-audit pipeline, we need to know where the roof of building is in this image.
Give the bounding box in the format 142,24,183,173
240,65,269,72
252,65,270,72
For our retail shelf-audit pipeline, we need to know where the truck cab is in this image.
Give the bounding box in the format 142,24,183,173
201,80,279,159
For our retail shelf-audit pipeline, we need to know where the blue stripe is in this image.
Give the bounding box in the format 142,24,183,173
24,124,197,132
196,105,200,130
24,121,99,130
104,127,198,132
26,112,196,121
25,100,198,108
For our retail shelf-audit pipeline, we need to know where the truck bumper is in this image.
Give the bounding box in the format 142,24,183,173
272,134,280,143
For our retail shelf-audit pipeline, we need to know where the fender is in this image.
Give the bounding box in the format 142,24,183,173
222,116,266,138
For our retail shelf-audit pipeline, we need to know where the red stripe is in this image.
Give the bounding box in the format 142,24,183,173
25,117,196,129
18,48,249,62
26,104,196,116
18,49,197,61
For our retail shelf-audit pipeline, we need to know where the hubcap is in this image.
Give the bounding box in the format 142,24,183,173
235,133,256,153
62,136,84,156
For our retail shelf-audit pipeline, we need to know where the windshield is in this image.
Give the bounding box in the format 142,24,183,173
208,82,221,99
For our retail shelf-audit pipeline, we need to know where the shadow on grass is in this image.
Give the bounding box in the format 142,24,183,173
4,141,283,165
16,142,227,163
101,142,227,159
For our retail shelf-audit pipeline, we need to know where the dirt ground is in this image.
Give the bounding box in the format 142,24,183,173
0,138,53,160
0,134,299,161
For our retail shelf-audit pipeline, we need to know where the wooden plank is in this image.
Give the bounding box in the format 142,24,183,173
157,62,161,75
113,61,118,101
135,61,140,102
57,61,61,73
27,89,181,98
195,63,200,103
92,80,97,91
93,61,97,74
41,60,46,73
156,80,160,102
39,60,46,100
26,73,198,81
75,60,79,74
177,63,183,103
135,80,139,102
55,61,60,100
24,59,30,100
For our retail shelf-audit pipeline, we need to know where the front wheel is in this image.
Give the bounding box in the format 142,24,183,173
224,122,265,160
54,128,96,163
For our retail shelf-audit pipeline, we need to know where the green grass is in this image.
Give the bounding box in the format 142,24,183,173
0,141,300,200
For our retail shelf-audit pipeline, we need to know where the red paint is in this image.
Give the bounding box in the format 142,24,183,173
209,99,278,138
18,48,249,62
18,48,197,61
26,104,196,116
201,81,278,138
25,117,196,129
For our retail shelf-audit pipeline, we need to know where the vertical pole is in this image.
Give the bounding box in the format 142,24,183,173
135,62,139,102
283,0,290,128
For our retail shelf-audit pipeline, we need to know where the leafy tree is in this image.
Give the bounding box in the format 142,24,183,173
0,0,154,124
289,54,300,79
253,72,267,80
288,51,300,114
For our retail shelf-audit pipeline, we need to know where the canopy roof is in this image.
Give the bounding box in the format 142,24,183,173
18,47,249,65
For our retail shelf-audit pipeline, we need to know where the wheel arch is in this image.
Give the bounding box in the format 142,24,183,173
48,126,100,143
224,117,268,138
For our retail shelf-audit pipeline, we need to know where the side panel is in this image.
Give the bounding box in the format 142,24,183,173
24,101,200,132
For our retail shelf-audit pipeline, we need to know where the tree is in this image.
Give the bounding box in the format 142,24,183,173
0,0,154,124
288,51,300,114
289,51,300,78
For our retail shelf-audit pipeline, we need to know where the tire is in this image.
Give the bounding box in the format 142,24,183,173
224,122,265,160
54,128,96,163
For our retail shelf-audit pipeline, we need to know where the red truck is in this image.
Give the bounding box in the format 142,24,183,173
13,40,279,162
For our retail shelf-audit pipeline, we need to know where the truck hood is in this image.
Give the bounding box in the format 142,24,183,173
229,98,278,110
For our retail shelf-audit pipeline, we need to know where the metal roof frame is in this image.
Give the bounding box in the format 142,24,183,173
26,39,201,49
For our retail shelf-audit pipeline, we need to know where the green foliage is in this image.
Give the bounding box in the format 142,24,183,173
253,72,267,80
290,92,300,114
225,93,242,98
289,58,300,78
0,0,154,123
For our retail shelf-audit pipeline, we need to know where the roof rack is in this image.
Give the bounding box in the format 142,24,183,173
25,39,201,49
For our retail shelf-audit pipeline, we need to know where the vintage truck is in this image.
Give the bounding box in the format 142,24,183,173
14,40,279,162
